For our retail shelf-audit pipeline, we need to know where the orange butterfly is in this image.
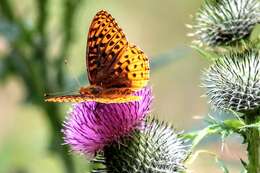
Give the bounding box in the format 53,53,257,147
45,10,150,104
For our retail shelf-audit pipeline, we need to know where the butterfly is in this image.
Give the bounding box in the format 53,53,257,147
45,10,150,104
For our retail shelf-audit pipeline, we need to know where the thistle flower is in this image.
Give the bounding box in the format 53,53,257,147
62,87,153,156
189,0,260,47
92,118,189,173
202,49,260,112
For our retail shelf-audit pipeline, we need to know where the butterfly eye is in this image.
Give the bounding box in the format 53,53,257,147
90,87,102,95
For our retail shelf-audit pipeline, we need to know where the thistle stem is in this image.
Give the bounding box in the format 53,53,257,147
244,115,260,173
44,104,75,173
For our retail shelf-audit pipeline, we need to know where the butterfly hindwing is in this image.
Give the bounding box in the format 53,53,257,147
108,45,150,89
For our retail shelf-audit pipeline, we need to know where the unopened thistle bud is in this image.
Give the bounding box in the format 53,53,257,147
202,49,260,112
93,118,189,173
189,0,260,47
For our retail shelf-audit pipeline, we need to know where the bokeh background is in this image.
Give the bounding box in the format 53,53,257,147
0,0,247,172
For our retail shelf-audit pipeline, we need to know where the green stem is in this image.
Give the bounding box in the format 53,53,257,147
1,0,77,172
56,0,83,88
0,0,34,45
244,115,260,173
0,0,15,20
44,104,75,173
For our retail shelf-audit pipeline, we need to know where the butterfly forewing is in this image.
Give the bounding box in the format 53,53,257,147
87,10,129,86
87,10,149,90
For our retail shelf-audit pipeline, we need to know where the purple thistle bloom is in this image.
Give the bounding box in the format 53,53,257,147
62,87,153,156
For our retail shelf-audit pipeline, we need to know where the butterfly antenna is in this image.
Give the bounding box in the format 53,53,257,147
44,89,78,97
64,59,82,88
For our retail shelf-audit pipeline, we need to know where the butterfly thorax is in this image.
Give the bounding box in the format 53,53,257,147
79,85,103,96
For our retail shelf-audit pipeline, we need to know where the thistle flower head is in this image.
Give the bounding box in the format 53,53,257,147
93,118,189,173
62,87,153,156
202,49,260,112
190,0,260,47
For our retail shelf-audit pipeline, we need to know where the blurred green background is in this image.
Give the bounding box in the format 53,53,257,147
0,0,246,172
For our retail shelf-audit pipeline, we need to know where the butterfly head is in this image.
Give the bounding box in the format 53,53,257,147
79,85,103,96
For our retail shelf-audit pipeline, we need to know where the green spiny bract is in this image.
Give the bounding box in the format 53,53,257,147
189,0,260,47
92,118,188,173
202,49,260,112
